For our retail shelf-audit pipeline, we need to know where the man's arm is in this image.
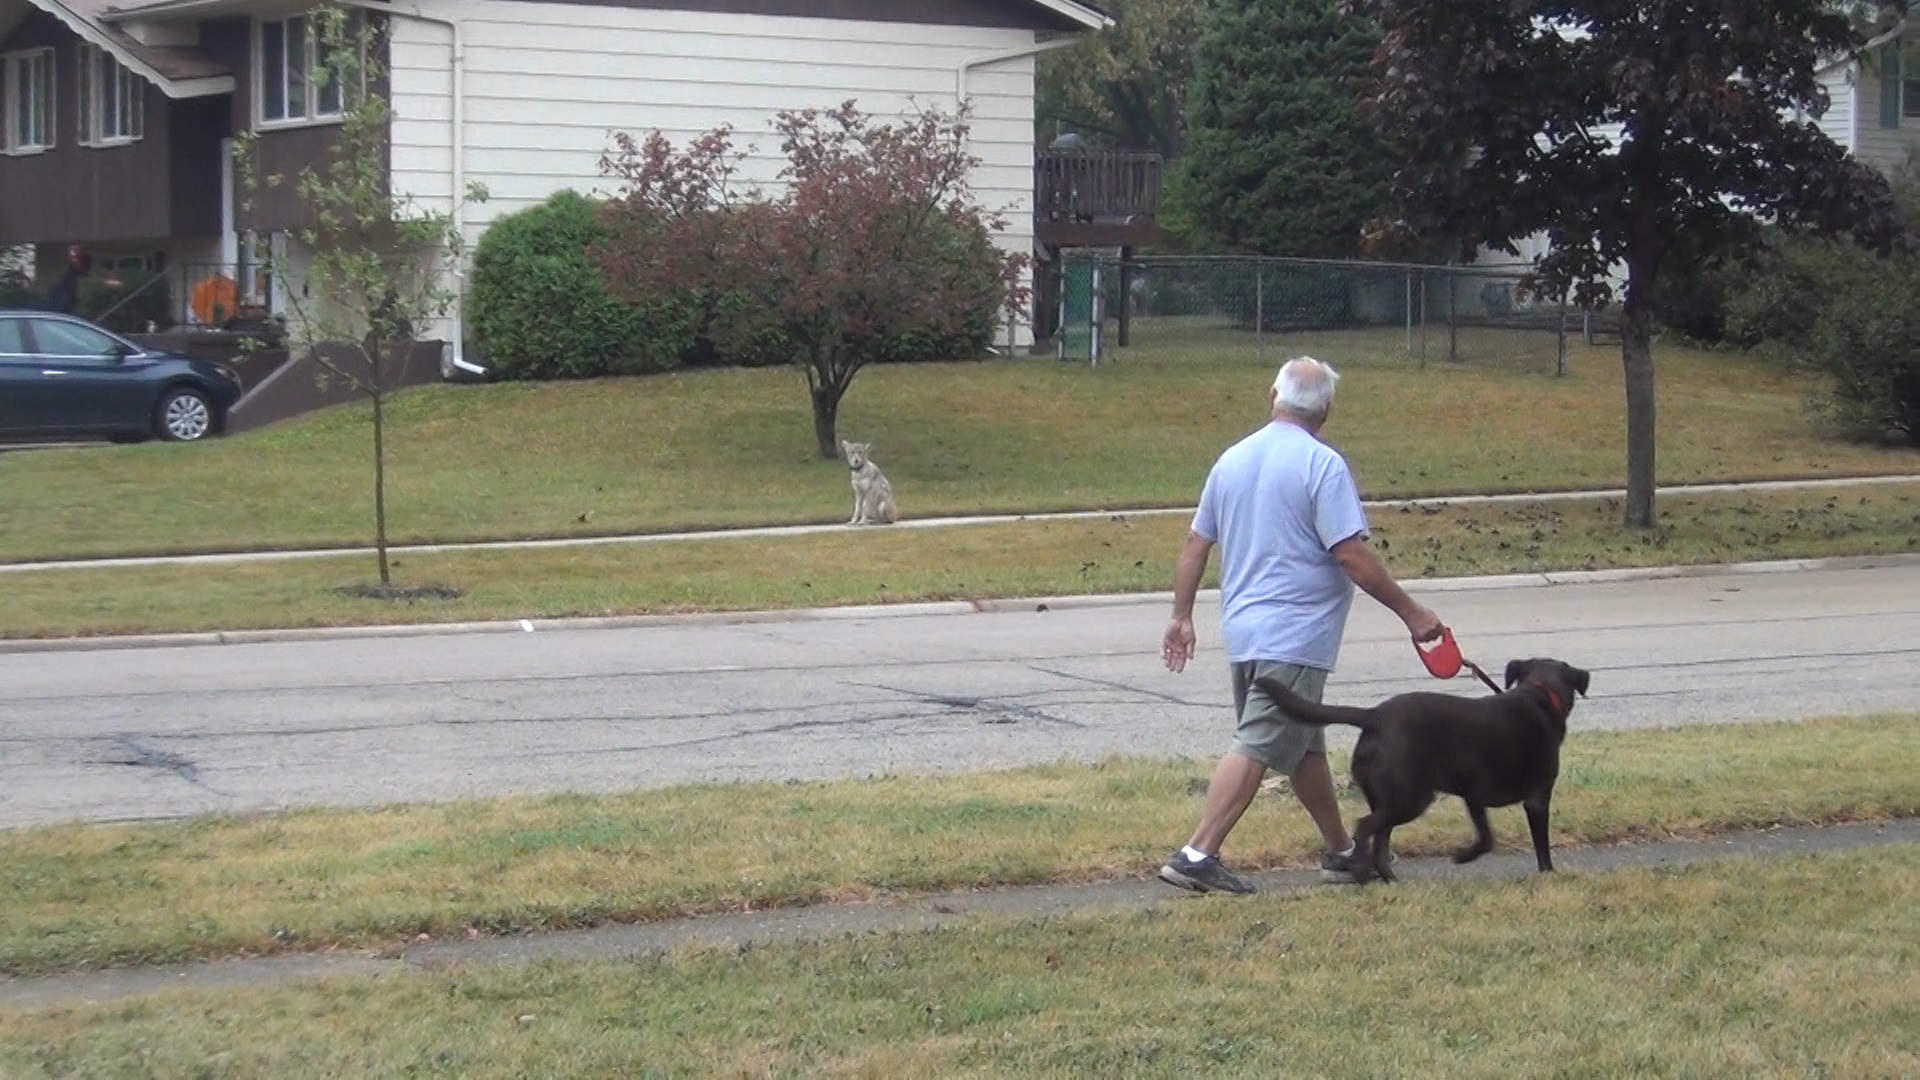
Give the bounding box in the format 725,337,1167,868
1331,534,1443,642
1162,531,1215,673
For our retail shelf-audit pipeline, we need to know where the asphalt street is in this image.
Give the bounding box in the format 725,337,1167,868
2,561,1915,829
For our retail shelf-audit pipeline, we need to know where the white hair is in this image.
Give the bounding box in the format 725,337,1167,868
1272,356,1340,419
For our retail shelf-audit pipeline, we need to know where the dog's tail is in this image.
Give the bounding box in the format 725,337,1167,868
1251,674,1380,732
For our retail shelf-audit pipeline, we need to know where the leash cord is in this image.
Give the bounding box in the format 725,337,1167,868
1461,659,1503,695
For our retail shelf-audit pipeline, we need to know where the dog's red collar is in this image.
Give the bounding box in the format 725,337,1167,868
1532,682,1565,716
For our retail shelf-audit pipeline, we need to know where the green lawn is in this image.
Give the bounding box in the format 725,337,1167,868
3,848,1913,1076
1,327,1914,563
1,713,1912,977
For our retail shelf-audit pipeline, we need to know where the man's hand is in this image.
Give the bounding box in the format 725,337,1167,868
1162,616,1197,673
1404,604,1444,644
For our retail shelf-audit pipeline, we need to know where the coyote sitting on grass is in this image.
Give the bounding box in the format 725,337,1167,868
840,439,898,526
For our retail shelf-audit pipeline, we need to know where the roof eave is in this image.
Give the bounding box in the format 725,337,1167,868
24,0,232,97
1817,18,1908,76
105,0,1118,31
1029,0,1112,32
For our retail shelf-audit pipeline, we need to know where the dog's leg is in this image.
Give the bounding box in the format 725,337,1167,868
1348,814,1384,884
1524,795,1554,872
1453,802,1496,864
1370,822,1399,883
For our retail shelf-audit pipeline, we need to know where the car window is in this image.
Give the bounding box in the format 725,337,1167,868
29,319,122,359
0,319,28,356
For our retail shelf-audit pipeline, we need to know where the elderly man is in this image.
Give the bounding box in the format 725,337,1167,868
1158,356,1446,894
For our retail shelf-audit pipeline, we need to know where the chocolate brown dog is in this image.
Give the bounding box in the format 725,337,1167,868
1254,658,1590,883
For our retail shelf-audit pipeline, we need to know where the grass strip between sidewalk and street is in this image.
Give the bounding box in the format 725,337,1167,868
2,847,1914,1076
2,482,1916,640
0,713,1913,978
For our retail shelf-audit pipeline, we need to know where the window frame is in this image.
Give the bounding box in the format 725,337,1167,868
77,43,147,148
2,47,57,154
255,10,366,129
1896,43,1920,122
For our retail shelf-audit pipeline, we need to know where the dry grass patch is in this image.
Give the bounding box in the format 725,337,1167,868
0,332,1913,563
0,713,1913,977
0,482,1913,640
2,847,1914,1077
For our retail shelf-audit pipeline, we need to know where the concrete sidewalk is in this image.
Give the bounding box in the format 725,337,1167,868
2,819,1913,1011
5,473,1916,576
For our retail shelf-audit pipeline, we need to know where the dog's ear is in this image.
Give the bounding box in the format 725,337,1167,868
1571,666,1591,697
1504,659,1529,689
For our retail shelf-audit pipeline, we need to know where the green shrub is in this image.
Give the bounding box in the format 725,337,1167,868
469,191,690,380
866,217,1005,363
1724,236,1919,445
79,268,172,332
0,271,34,309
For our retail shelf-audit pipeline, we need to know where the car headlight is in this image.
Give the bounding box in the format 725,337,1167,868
214,365,243,390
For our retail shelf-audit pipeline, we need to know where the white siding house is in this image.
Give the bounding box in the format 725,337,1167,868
373,1,1103,362
1816,27,1920,176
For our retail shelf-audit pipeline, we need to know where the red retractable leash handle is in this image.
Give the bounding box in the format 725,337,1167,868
1415,628,1503,694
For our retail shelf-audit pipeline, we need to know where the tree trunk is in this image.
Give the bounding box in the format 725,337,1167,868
811,383,840,460
1619,287,1658,531
372,388,391,585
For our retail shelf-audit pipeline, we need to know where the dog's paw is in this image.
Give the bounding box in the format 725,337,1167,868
1450,845,1490,865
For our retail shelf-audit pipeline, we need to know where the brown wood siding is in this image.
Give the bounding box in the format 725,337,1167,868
168,96,226,238
0,10,189,245
543,0,1087,31
200,15,391,235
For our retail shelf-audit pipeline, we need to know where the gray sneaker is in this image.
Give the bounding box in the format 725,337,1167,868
1321,846,1397,883
1158,851,1256,894
1319,849,1368,883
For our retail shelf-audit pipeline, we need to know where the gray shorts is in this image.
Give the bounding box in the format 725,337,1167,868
1229,659,1329,773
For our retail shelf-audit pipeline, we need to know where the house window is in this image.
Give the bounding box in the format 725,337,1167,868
79,44,147,146
258,11,365,126
1903,44,1920,120
2,48,56,153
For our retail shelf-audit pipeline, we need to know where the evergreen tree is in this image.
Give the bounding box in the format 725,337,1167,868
1174,0,1391,258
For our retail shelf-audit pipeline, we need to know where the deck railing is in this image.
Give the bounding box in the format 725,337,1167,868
1035,149,1164,224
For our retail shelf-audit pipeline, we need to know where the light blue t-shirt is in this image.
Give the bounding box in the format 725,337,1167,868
1191,421,1371,670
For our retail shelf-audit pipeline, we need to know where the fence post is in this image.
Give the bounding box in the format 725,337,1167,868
1418,272,1429,369
1090,259,1104,366
1405,270,1414,356
1447,269,1459,362
1254,258,1265,367
1117,246,1134,348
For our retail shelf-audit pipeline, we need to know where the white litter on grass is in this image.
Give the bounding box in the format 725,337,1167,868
519,619,535,632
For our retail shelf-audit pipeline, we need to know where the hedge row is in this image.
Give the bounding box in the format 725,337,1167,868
468,190,1003,381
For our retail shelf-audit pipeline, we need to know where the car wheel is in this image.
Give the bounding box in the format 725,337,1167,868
156,387,215,442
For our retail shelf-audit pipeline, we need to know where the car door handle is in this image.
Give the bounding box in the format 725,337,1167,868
41,370,68,376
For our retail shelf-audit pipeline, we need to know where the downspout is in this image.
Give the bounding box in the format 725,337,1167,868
954,33,1097,356
955,35,1084,113
339,0,480,377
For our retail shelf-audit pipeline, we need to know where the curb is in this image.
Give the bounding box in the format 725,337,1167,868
3,552,1915,656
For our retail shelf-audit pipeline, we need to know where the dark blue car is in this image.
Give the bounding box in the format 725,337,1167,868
0,311,244,443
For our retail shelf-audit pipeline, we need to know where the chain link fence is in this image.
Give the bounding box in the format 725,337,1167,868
1056,254,1585,376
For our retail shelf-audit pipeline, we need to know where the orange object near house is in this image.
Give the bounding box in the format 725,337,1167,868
191,274,238,326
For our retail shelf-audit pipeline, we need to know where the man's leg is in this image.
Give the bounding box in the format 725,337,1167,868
1158,661,1271,894
1289,750,1351,853
1184,750,1267,854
